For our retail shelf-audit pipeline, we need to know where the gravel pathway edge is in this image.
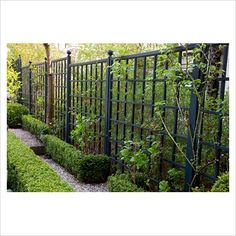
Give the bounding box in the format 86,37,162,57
39,155,108,192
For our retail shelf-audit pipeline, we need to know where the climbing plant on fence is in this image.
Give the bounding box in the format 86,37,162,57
14,43,229,191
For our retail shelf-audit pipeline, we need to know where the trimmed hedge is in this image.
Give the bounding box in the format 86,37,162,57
22,115,50,140
7,131,74,192
42,135,110,183
7,103,28,128
211,172,229,192
78,155,110,183
108,173,144,192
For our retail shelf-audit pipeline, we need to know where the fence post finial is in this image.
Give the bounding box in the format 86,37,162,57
107,50,113,57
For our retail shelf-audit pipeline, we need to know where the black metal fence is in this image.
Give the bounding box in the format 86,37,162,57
15,44,229,191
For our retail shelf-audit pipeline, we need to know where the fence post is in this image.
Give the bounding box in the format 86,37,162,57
104,50,113,156
17,55,23,103
184,60,200,191
65,50,72,143
29,61,32,114
44,57,48,123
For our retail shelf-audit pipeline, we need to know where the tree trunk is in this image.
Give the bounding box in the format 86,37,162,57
43,43,54,125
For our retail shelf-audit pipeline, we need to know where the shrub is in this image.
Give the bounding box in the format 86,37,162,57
108,173,145,192
7,103,28,128
7,131,74,192
159,180,170,192
42,135,110,183
211,172,229,192
42,134,81,174
134,172,149,190
78,155,110,183
22,115,50,140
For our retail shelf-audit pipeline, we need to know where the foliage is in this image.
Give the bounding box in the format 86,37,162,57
7,60,21,102
74,43,178,62
7,132,74,192
42,134,109,183
108,173,145,192
70,113,99,153
159,180,170,192
78,155,110,183
120,140,149,174
22,115,50,140
211,172,229,192
153,44,229,190
7,43,63,66
7,103,28,128
167,168,184,191
133,172,150,190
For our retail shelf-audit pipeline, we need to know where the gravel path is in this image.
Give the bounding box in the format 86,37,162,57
39,155,108,192
9,128,43,147
9,128,108,192
8,128,45,155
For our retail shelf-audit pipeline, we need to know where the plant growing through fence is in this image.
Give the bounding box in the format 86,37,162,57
70,113,100,153
153,43,228,190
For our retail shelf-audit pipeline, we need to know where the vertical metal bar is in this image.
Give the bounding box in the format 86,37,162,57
17,55,23,103
63,59,67,140
115,59,121,155
44,58,48,123
123,59,129,140
29,61,32,114
90,64,93,115
159,60,168,178
140,56,146,139
184,59,201,191
85,65,88,114
215,44,229,177
151,55,157,117
172,52,182,163
104,50,113,156
131,58,137,140
55,62,58,135
80,65,83,113
76,65,79,114
94,63,98,151
99,63,103,152
65,50,72,143
72,65,75,131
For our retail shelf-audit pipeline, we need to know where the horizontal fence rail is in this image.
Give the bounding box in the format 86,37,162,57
15,43,229,191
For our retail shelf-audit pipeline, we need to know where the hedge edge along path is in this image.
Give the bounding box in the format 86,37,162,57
7,131,74,192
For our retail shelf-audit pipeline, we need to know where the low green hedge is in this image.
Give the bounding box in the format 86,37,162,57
22,115,50,140
7,131,74,192
7,103,28,128
108,173,144,192
211,172,229,192
78,155,110,183
42,135,110,183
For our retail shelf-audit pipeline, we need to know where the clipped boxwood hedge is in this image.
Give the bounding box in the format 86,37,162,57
78,154,110,183
42,134,110,183
108,173,144,192
211,172,229,192
22,115,50,140
7,103,28,128
7,131,74,192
